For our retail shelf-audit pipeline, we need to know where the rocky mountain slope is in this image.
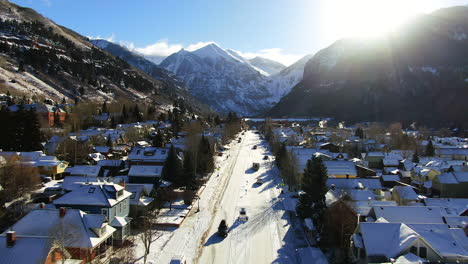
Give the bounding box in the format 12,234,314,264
159,43,310,115
270,6,468,125
249,56,286,76
159,43,276,115
0,0,207,114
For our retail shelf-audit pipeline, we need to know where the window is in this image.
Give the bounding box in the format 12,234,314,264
410,246,417,255
419,247,427,258
101,208,108,217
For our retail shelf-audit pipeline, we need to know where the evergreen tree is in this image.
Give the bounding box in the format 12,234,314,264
182,151,197,189
121,104,128,122
61,97,66,104
197,136,214,174
355,127,364,139
110,116,117,129
102,101,108,114
163,145,183,185
106,136,113,147
425,140,435,157
133,104,142,122
276,143,288,170
297,156,328,235
152,131,164,148
412,149,420,163
21,109,42,151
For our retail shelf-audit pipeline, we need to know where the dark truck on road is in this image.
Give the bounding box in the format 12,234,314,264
217,220,228,237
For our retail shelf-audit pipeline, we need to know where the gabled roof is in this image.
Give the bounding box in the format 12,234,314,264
392,186,419,200
371,206,444,224
359,222,418,259
54,182,131,207
0,209,115,249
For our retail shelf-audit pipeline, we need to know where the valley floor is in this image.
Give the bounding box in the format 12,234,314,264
135,131,310,264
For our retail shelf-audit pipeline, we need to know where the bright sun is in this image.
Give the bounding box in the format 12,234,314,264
326,0,425,39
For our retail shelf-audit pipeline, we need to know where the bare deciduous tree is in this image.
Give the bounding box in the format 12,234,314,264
139,210,162,264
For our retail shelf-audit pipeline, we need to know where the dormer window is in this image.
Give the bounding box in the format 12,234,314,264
117,190,123,197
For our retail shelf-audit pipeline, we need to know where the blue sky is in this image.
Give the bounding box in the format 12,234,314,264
10,0,468,65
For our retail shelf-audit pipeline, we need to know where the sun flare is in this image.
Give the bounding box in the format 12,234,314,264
326,0,423,39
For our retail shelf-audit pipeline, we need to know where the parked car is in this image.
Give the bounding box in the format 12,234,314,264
217,220,229,237
252,145,257,150
263,155,269,160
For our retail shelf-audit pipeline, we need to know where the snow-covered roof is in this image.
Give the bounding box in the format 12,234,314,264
1,209,115,249
0,236,53,264
66,165,102,177
392,186,419,200
394,253,426,264
382,175,401,182
54,182,131,207
323,160,357,177
128,147,169,162
97,159,124,167
359,222,418,259
326,178,382,190
371,206,444,224
424,198,468,216
349,201,398,216
128,165,163,177
453,172,468,183
110,216,130,227
437,173,459,184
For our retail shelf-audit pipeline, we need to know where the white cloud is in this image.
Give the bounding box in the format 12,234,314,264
186,41,215,51
88,33,115,42
234,48,302,66
132,40,183,57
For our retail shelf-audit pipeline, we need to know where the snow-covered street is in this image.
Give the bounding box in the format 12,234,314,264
195,130,306,264
142,130,307,264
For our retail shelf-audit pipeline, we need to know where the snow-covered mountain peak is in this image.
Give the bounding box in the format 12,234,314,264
191,43,234,61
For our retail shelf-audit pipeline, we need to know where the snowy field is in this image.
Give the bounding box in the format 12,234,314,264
134,131,310,264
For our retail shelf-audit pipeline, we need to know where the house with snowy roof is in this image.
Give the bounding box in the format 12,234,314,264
436,148,468,161
424,198,468,217
53,182,132,241
323,160,358,178
128,165,163,184
0,208,115,263
127,146,169,166
432,172,468,198
351,222,468,263
0,151,68,179
391,186,419,205
368,206,445,224
126,183,155,218
65,165,104,177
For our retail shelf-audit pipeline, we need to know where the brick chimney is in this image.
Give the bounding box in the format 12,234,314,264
6,231,16,247
59,207,66,218
119,180,126,188
39,203,46,209
331,184,335,191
